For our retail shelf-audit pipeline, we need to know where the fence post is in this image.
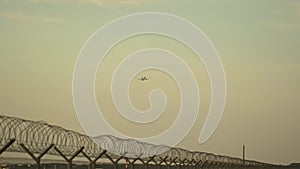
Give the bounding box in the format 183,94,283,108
20,143,54,169
194,159,201,169
0,139,15,155
187,160,194,169
145,155,156,169
82,150,107,169
132,157,143,169
200,161,207,169
105,152,127,169
179,159,187,169
158,156,169,169
54,146,84,169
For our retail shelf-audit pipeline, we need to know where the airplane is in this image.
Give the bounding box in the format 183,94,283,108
137,75,149,81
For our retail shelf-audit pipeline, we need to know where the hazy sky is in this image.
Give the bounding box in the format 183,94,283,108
1,0,300,165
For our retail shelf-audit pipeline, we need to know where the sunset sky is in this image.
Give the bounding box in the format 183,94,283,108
1,0,300,165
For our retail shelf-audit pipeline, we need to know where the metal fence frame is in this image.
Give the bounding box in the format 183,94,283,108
0,115,295,169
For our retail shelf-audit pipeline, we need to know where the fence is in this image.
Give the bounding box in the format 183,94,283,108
0,115,295,169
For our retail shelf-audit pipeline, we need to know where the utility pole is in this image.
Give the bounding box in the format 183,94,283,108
243,144,245,165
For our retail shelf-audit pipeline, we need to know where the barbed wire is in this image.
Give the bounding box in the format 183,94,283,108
0,115,290,168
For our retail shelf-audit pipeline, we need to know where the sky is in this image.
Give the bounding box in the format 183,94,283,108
0,0,300,165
